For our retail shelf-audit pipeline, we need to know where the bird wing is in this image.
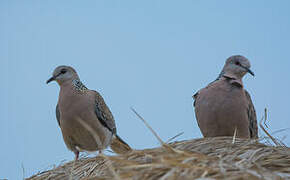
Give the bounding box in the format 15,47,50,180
94,91,117,134
56,103,61,126
193,79,218,107
245,90,258,138
192,91,199,107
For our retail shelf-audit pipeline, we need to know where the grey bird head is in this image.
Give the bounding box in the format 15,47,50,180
47,65,79,85
221,55,254,79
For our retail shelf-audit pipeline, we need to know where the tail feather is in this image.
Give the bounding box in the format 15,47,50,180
110,135,132,154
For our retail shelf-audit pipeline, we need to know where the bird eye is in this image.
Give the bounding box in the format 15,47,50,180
235,61,241,66
60,69,67,74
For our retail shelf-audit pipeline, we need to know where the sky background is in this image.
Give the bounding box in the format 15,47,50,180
1,1,290,179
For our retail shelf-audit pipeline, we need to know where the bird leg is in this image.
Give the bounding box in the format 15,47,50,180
74,150,79,161
98,150,103,155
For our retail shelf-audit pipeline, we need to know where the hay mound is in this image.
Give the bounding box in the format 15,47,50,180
27,137,290,180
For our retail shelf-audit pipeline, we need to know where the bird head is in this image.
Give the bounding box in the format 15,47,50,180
222,55,254,79
46,65,79,85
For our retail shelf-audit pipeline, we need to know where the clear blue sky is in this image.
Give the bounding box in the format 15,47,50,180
1,1,290,179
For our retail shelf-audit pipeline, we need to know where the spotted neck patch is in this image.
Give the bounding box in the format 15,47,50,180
72,79,88,92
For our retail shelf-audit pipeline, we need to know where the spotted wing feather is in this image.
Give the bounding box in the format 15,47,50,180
245,90,258,138
94,91,117,134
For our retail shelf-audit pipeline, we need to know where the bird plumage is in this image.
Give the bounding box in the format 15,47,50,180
48,66,131,160
193,55,258,139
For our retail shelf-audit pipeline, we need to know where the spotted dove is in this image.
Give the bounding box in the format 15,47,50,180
47,65,131,160
193,55,258,139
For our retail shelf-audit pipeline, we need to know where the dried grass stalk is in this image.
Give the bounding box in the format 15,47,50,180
27,137,290,180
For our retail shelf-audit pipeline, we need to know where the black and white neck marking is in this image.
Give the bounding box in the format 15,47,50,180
72,79,88,92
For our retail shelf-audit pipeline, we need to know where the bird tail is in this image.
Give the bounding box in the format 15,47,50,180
110,135,132,154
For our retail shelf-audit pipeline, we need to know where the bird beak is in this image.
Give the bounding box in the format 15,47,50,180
244,67,255,76
46,76,56,84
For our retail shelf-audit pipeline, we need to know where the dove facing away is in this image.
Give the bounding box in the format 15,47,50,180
193,55,258,139
47,66,131,160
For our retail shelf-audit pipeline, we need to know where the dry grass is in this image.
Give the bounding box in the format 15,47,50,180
27,108,289,180
27,137,290,180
